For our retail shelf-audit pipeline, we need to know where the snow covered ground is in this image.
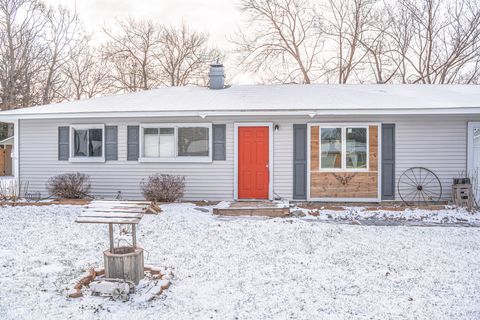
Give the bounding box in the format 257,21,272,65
0,203,479,320
292,204,480,226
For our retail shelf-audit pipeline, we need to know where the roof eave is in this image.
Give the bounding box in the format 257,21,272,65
1,107,480,120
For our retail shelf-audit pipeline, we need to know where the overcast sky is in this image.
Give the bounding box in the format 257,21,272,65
42,0,253,82
43,0,240,48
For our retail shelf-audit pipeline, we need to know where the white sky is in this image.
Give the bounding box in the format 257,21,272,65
43,0,254,82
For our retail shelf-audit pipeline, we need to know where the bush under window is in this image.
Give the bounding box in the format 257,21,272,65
47,173,91,199
140,174,185,202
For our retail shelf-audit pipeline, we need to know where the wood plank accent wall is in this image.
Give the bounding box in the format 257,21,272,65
0,148,5,176
310,125,379,199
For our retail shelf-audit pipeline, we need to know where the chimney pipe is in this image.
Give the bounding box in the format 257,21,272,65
208,63,225,90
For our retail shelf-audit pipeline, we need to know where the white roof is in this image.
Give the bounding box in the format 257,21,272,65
0,84,479,119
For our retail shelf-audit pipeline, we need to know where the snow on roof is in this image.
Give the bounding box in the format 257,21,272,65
0,84,479,119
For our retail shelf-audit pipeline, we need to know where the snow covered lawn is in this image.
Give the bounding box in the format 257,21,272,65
292,204,480,226
1,203,480,320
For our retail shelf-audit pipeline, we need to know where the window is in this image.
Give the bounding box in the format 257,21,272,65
143,128,175,158
321,128,342,169
319,126,368,171
346,128,367,169
70,125,105,162
140,123,212,162
178,127,209,157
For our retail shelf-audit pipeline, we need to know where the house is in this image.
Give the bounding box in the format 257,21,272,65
0,64,479,202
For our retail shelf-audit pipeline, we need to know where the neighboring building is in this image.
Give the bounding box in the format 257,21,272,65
0,136,14,176
0,65,479,202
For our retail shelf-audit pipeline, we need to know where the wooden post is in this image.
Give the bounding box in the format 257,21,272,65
108,223,114,252
132,224,137,248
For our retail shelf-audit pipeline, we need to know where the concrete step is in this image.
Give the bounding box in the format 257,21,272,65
213,201,290,217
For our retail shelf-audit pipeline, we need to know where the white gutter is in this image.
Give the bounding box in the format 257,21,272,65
1,107,480,120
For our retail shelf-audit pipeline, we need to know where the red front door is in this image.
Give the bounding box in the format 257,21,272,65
238,126,269,199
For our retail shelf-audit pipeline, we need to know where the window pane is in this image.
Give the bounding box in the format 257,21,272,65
143,128,159,157
143,127,175,158
346,128,367,169
88,129,103,157
160,128,174,135
144,128,159,135
159,128,174,157
74,129,88,157
321,128,342,169
178,127,209,157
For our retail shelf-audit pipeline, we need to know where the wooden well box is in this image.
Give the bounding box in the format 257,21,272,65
104,247,144,284
76,201,156,285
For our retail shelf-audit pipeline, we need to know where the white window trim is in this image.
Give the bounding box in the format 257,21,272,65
69,124,105,163
319,125,369,173
467,122,480,175
138,123,213,163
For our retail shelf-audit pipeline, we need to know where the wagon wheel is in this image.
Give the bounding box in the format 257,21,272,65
397,167,442,206
112,288,129,302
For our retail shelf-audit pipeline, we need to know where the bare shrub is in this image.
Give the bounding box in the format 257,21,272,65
47,173,91,199
140,174,185,202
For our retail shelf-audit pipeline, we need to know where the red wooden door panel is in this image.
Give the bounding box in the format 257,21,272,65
238,126,269,199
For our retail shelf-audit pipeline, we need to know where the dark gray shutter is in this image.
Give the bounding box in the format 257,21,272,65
58,126,69,160
382,124,395,200
213,124,226,160
127,126,139,161
105,126,118,160
293,124,307,199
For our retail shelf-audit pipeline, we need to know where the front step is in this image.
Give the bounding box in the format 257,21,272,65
213,201,290,217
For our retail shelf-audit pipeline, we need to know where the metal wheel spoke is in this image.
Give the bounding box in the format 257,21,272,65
416,190,422,205
404,174,418,188
423,190,433,201
420,171,432,186
420,190,428,203
423,189,440,199
404,188,418,199
402,180,418,188
411,169,420,185
422,176,437,188
423,188,440,196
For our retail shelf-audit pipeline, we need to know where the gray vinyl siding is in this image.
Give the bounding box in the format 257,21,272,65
18,114,479,201
393,116,468,201
19,117,294,201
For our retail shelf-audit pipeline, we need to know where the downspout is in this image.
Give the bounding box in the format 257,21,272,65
13,119,19,196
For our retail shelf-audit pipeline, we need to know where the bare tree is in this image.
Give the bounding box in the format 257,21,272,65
62,44,112,100
388,0,480,84
358,4,402,83
322,0,376,83
157,23,219,86
40,5,87,104
0,0,46,110
381,1,415,83
0,0,90,109
102,18,162,92
233,0,324,84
